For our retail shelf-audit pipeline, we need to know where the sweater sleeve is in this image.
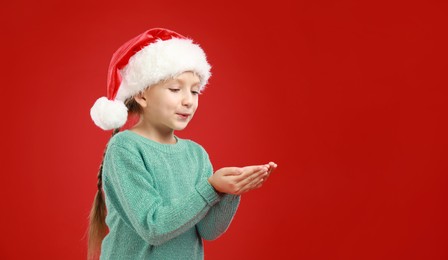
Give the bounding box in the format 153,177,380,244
196,151,241,240
103,144,221,246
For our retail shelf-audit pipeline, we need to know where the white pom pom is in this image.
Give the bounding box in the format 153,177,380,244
90,97,128,130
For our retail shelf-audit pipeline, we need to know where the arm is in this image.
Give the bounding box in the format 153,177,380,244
196,193,240,240
196,153,241,240
197,161,278,240
103,144,220,246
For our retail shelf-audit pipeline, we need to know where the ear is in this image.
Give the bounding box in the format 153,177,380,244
133,92,148,108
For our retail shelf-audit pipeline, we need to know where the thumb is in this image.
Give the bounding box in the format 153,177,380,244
242,165,267,174
222,167,243,176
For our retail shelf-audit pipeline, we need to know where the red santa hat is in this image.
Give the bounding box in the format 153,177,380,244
90,28,212,130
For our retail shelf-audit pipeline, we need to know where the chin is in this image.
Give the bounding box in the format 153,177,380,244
173,123,189,131
170,117,192,131
173,126,186,131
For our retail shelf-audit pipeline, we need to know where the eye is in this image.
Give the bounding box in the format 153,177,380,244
191,90,201,95
169,88,180,93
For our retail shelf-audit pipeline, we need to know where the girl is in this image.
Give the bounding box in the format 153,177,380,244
87,28,277,260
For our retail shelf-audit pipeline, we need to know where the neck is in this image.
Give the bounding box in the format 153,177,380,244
130,119,177,144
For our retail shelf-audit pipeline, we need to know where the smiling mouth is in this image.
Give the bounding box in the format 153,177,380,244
176,113,191,119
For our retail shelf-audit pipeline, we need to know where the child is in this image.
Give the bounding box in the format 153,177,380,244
87,28,277,260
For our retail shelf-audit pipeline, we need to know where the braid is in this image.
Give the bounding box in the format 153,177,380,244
97,128,120,191
87,127,120,260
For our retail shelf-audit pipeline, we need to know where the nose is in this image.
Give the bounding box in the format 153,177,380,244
182,91,193,107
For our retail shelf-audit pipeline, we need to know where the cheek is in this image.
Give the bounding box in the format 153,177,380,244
192,99,199,112
148,100,166,116
152,97,176,112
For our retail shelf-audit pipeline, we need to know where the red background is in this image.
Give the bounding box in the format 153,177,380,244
1,0,447,259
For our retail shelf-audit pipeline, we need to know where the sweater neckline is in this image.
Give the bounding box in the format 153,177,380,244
122,130,187,153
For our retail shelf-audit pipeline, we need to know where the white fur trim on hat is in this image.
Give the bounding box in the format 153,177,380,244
90,97,128,130
115,38,211,101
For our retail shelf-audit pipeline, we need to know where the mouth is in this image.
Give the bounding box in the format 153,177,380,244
176,113,191,119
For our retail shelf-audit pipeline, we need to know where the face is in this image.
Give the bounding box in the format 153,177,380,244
136,71,201,132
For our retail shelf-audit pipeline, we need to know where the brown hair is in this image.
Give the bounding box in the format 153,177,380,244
86,96,141,260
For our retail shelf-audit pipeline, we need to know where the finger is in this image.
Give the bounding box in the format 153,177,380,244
267,164,274,174
243,180,263,193
251,177,266,190
262,163,277,182
242,169,266,186
240,162,277,193
251,172,270,186
234,165,267,182
268,162,278,173
236,169,266,190
240,176,266,193
244,166,268,182
238,170,268,192
243,165,267,173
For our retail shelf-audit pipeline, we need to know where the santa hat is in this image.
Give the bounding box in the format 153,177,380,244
90,28,212,130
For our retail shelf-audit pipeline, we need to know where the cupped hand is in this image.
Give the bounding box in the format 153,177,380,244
208,162,277,195
252,162,278,190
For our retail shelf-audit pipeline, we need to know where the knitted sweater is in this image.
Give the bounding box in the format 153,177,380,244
100,130,240,260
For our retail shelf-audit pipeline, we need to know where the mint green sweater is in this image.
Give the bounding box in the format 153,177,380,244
100,130,240,259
